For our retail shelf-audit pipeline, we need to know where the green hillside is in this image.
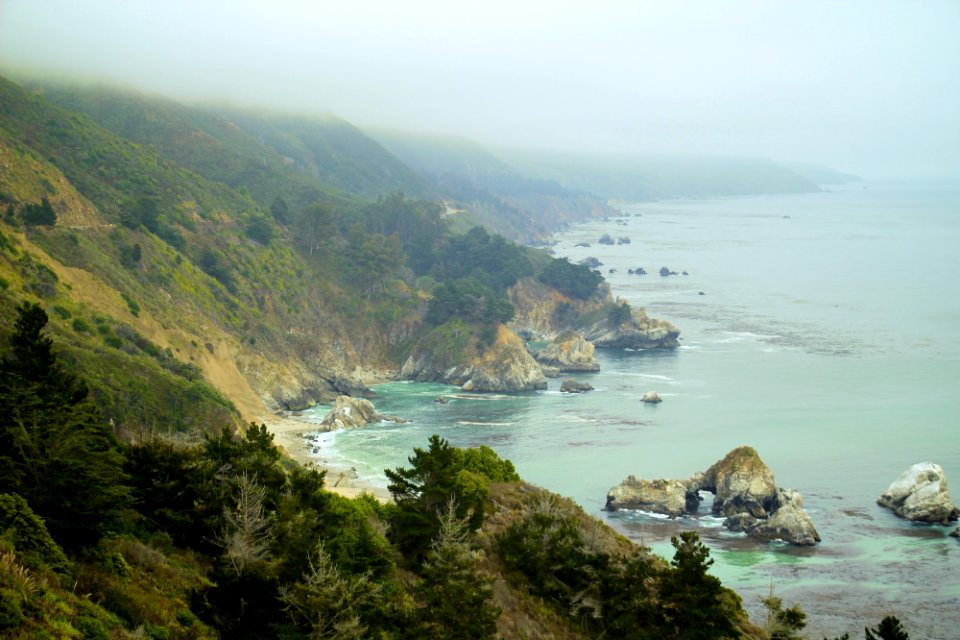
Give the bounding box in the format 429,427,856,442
372,129,613,241
34,81,429,210
0,74,627,429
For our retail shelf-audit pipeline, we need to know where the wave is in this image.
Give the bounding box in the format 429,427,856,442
455,420,513,426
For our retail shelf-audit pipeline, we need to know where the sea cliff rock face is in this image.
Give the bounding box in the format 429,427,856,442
605,446,820,546
401,325,547,392
877,462,960,525
581,308,680,350
534,331,600,372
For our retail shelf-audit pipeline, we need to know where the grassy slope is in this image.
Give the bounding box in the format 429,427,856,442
36,81,430,210
0,76,417,428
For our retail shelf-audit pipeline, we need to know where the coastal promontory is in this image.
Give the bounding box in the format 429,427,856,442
401,324,547,392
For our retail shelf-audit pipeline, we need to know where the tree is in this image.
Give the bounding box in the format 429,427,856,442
385,435,489,561
297,201,338,256
279,544,381,640
657,531,740,640
761,584,806,640
270,196,290,225
346,226,404,297
0,302,130,549
426,279,514,326
21,197,56,226
864,616,909,640
245,214,274,245
608,301,632,326
413,501,500,640
218,472,275,576
539,257,603,300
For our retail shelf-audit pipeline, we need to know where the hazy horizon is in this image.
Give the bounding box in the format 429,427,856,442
2,1,958,180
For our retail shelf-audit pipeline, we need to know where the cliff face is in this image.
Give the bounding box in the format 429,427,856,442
401,324,547,392
579,308,680,350
534,331,600,372
509,278,680,349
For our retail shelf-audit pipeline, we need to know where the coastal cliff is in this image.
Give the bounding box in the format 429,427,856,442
509,278,680,349
401,323,547,392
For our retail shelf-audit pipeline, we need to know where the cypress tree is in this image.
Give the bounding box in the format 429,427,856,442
0,301,130,549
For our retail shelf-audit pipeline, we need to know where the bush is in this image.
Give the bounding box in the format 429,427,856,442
21,197,57,226
0,493,70,575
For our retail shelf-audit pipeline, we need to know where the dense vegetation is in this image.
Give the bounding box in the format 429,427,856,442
0,305,742,638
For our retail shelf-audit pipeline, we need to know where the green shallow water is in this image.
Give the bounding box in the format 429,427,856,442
302,180,960,639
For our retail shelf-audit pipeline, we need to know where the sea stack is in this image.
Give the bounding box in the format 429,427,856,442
877,462,960,525
605,446,820,545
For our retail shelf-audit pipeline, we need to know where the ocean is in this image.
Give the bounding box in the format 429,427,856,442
302,180,960,638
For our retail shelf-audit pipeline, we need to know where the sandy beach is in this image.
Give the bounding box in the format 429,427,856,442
259,414,393,503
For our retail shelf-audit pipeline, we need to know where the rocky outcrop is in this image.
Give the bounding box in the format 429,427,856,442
534,331,600,372
641,391,662,404
691,446,777,518
319,395,405,431
581,307,680,350
877,462,959,525
749,504,821,546
401,325,547,392
605,476,696,517
605,446,820,546
560,379,594,393
540,365,561,378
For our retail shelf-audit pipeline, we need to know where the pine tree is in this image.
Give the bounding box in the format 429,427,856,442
413,501,500,640
0,301,130,549
864,616,909,640
657,531,740,640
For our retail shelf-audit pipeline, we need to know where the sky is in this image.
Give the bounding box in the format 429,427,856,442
1,0,959,178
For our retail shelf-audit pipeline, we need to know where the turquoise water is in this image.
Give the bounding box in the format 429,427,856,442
303,181,960,638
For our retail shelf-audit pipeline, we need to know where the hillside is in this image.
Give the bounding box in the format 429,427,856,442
0,74,679,432
372,129,614,242
32,81,431,210
498,149,823,201
0,75,419,426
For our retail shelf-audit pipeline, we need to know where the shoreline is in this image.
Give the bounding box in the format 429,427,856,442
258,413,393,503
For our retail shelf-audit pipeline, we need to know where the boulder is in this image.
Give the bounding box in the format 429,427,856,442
950,527,959,538
641,391,662,404
560,379,594,393
581,307,680,350
319,395,405,431
877,462,960,525
748,504,821,546
604,476,696,517
534,331,600,372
